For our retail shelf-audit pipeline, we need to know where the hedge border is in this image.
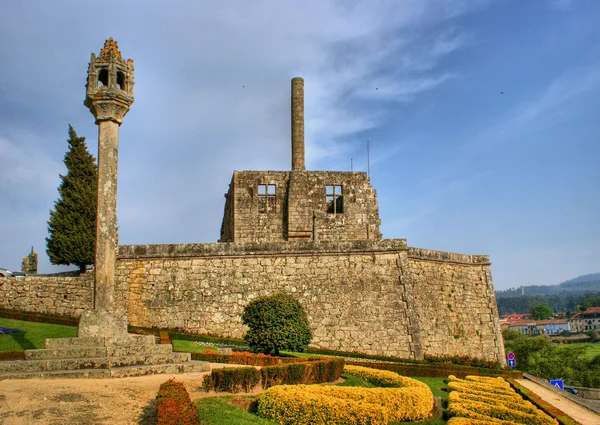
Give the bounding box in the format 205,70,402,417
0,308,78,327
202,358,345,393
347,360,522,380
508,379,580,425
0,351,26,361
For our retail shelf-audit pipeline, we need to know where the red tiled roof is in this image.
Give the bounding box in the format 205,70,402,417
582,306,600,314
507,319,568,327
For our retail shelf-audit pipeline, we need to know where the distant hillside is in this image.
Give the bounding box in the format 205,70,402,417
496,273,600,298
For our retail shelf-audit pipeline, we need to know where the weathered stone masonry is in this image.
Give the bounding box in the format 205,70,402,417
0,241,505,363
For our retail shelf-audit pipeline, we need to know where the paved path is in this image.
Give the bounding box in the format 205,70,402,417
0,364,249,425
516,379,600,425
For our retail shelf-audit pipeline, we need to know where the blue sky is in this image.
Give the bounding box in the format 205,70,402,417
0,0,598,290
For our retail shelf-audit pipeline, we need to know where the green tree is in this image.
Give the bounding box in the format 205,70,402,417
531,303,553,320
241,293,312,356
46,125,97,273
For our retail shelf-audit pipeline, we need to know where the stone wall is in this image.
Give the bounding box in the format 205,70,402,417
0,274,93,318
0,240,505,364
117,240,504,363
406,249,505,362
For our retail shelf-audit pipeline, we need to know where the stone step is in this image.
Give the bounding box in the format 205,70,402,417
0,353,192,373
44,334,156,349
0,361,210,380
25,343,173,360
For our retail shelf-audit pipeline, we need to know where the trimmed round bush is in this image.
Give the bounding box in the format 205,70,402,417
242,293,312,356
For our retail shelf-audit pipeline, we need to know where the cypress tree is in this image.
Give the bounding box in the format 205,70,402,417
46,125,97,273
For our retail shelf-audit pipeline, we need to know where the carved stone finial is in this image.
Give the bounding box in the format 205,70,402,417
98,38,125,64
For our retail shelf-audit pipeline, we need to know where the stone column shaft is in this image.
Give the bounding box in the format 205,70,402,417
94,120,119,309
291,77,305,171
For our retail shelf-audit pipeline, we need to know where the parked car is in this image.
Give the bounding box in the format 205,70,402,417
0,268,14,277
12,271,26,278
564,386,580,396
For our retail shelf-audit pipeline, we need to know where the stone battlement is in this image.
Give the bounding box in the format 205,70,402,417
118,239,407,259
407,247,490,265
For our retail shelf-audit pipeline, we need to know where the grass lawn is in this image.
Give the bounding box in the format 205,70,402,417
569,342,600,360
0,318,77,352
413,377,449,402
196,397,277,425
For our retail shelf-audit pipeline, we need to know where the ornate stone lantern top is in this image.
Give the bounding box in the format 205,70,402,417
84,38,134,124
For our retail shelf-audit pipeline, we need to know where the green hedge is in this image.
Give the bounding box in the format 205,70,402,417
0,308,78,327
203,367,261,393
156,379,199,425
261,358,345,388
347,360,522,379
0,351,25,361
202,359,345,393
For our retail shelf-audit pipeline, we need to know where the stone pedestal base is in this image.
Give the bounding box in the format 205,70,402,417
78,308,128,339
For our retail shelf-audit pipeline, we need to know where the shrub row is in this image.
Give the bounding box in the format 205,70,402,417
261,358,344,388
347,360,521,379
156,379,199,425
257,366,433,425
447,375,558,425
258,384,433,425
0,308,78,326
447,418,521,425
508,379,581,425
305,346,502,369
202,367,261,393
0,351,25,361
202,358,345,393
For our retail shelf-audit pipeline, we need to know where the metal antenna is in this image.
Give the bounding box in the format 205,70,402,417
367,140,370,178
350,158,353,172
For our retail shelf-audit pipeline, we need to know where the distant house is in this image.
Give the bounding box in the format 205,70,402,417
569,307,600,333
506,319,569,335
500,313,533,322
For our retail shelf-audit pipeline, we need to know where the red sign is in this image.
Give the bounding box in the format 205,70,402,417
507,352,515,360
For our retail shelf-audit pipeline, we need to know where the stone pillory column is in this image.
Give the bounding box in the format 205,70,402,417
291,77,305,171
80,38,134,339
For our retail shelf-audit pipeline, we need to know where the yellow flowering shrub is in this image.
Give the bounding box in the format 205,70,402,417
448,379,515,396
344,365,430,389
258,384,432,425
257,366,434,425
447,375,558,425
450,391,539,415
464,375,510,387
258,385,387,425
447,418,522,425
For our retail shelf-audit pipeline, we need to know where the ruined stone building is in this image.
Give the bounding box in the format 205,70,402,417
221,79,381,243
0,70,506,365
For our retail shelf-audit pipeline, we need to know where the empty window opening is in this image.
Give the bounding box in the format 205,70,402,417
98,69,109,87
326,185,344,214
258,184,276,213
116,71,125,90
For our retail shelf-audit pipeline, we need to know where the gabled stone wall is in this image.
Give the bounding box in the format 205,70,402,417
220,170,382,243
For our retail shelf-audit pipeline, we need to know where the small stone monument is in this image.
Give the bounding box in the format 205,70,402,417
21,247,38,275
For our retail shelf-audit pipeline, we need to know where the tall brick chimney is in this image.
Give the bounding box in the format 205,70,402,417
291,77,305,171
